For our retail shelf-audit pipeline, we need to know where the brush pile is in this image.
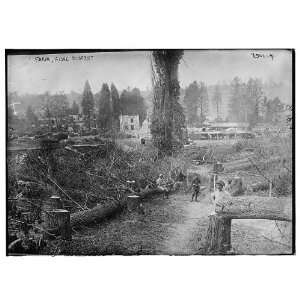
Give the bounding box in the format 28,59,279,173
7,138,186,253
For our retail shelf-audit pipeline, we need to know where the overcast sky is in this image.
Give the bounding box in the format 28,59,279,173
7,50,292,95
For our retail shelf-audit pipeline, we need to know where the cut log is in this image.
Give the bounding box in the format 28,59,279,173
223,156,281,173
43,209,71,240
71,200,121,227
70,188,164,228
205,214,232,254
215,196,292,221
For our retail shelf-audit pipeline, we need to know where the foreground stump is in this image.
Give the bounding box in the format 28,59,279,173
205,214,232,254
204,196,292,254
44,209,71,241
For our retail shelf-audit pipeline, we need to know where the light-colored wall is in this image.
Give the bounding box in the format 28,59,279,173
120,115,140,133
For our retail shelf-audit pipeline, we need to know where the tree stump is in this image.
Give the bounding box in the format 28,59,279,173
44,209,71,241
44,195,63,210
205,214,232,254
127,195,140,212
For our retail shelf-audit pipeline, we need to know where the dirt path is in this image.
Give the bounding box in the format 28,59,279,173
159,191,293,255
160,192,212,255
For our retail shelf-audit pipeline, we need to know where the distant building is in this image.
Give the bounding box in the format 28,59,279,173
38,117,57,129
119,115,140,136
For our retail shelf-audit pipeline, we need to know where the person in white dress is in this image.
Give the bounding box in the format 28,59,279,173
211,180,232,214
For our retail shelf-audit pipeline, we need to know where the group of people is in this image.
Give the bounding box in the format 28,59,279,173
191,176,232,213
155,169,186,199
156,171,232,214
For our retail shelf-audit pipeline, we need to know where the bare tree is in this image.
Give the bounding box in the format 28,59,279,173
212,84,222,120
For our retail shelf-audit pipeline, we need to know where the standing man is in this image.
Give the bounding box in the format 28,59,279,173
191,176,201,202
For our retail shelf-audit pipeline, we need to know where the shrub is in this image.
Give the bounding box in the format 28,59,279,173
272,172,292,196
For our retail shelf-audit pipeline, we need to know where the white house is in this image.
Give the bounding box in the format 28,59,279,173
119,115,140,136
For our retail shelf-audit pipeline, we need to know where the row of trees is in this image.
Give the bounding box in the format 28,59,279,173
183,81,210,127
81,81,147,131
12,82,147,134
228,77,285,127
8,96,79,136
183,81,223,127
39,92,79,130
183,77,286,128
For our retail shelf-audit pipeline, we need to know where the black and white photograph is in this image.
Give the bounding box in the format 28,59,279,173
6,49,294,256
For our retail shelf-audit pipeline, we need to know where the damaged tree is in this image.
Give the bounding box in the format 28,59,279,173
151,50,186,155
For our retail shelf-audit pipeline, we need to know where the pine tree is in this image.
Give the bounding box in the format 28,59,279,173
245,78,263,127
265,97,284,124
183,81,200,126
228,77,245,122
212,84,222,120
81,80,94,130
198,81,209,125
71,100,79,115
97,83,112,132
111,83,121,131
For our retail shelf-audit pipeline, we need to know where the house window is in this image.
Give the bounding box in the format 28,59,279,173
124,125,129,130
131,125,134,130
131,118,134,123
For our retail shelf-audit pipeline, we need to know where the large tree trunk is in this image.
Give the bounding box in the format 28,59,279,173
151,51,184,154
205,214,232,254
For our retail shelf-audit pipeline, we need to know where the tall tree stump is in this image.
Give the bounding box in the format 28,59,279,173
205,214,232,254
44,209,71,241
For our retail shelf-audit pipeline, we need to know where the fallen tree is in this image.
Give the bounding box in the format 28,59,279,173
223,156,281,173
70,188,165,228
205,195,292,254
214,195,291,221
